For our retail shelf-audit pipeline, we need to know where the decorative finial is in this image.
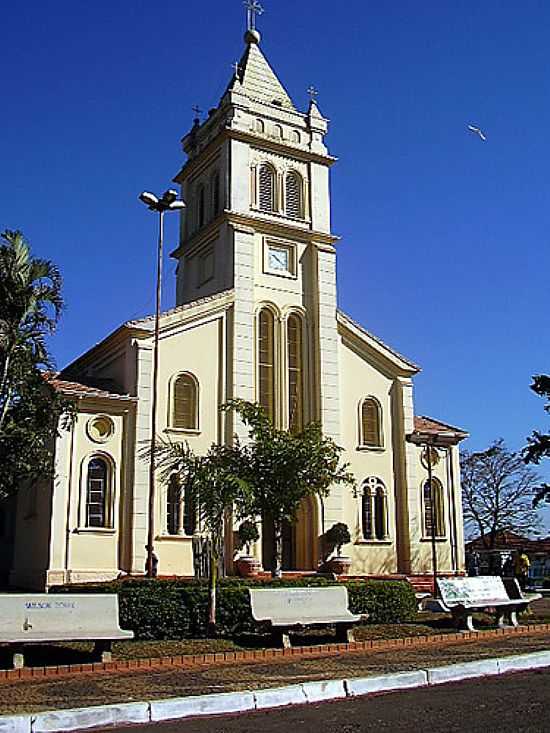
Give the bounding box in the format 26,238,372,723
244,0,264,31
307,86,319,102
192,105,203,125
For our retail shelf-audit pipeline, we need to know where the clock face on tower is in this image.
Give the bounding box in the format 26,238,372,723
268,246,290,273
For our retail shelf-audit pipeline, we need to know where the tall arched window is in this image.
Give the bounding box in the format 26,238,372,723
256,119,265,133
362,477,388,541
259,164,276,213
258,307,276,421
167,474,196,536
291,130,300,144
211,172,221,216
287,314,304,433
360,398,382,447
273,124,283,139
86,457,110,528
285,171,303,219
423,478,445,538
198,184,206,227
172,373,198,430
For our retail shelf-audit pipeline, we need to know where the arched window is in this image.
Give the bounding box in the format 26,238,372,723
172,373,198,430
211,172,221,216
197,184,206,228
86,457,110,528
423,478,445,538
361,477,387,541
360,398,382,447
273,124,283,139
258,307,276,421
287,314,304,433
259,164,276,213
256,119,265,133
167,474,196,536
291,130,300,144
285,171,303,219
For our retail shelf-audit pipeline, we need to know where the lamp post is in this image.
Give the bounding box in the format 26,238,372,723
139,189,186,578
406,430,458,598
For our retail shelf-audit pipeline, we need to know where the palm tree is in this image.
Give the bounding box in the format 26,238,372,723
0,230,63,431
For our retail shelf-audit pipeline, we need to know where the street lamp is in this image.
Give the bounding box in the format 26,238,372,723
139,189,186,577
406,430,459,598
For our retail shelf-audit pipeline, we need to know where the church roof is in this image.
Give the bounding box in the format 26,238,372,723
124,289,234,330
225,33,296,110
413,415,469,440
47,375,136,402
336,309,420,372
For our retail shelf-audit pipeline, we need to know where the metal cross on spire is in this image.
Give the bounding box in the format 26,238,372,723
307,85,319,102
232,61,242,78
244,0,264,31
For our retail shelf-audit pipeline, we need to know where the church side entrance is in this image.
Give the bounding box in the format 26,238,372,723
262,496,320,572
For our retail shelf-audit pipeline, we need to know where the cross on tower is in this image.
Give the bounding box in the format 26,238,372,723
307,86,319,102
232,61,242,78
244,0,264,31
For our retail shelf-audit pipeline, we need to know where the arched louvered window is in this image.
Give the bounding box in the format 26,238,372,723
86,457,110,528
285,171,303,219
256,119,265,133
259,164,276,213
291,130,300,144
423,478,445,538
273,124,283,139
362,477,387,541
287,314,304,433
360,398,382,447
198,184,206,227
167,474,196,536
172,373,198,430
211,172,221,216
258,307,276,421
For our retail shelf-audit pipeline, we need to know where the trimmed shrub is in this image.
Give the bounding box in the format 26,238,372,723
51,577,417,639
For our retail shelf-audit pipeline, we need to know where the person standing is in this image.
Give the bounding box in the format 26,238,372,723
514,548,530,590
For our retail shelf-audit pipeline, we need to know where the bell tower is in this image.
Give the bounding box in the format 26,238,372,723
171,7,342,511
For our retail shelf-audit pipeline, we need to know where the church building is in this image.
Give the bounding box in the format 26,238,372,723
5,15,468,590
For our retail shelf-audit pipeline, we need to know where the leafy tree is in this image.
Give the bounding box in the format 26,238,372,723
461,439,542,547
0,230,72,498
523,374,550,505
156,440,249,635
224,399,356,578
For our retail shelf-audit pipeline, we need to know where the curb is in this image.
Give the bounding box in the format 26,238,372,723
2,650,550,732
2,623,549,685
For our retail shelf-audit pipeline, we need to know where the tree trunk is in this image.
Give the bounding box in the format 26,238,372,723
207,546,218,637
0,351,12,432
272,518,283,579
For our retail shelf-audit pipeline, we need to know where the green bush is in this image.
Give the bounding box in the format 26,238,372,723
51,577,416,639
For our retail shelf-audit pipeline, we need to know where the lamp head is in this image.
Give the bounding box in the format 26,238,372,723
139,191,160,210
160,189,178,206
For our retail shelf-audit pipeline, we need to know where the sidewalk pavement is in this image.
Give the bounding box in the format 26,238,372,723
3,629,550,717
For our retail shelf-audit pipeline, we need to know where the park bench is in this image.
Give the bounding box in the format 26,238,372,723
249,586,363,648
0,594,133,669
426,576,541,631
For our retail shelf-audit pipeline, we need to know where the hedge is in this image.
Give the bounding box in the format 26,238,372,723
51,577,417,640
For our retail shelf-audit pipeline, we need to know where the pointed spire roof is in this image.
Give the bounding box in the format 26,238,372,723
227,31,296,111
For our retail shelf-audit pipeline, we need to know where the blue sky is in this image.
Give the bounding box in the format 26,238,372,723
2,1,549,520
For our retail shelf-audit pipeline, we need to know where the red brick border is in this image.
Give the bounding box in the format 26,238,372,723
2,623,549,684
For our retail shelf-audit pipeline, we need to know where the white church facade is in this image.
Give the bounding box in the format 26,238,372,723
5,21,468,590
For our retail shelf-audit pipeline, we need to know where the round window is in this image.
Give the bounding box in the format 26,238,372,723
421,447,440,469
87,415,115,443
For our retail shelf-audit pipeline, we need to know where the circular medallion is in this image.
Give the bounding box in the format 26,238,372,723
87,415,115,444
421,446,440,469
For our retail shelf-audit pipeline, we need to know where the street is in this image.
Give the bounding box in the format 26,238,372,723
96,668,550,732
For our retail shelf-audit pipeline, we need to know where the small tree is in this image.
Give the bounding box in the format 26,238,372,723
523,374,550,505
236,520,259,556
156,439,248,635
461,439,542,547
224,399,356,578
325,522,351,558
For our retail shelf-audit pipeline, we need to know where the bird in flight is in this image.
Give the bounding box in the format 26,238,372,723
467,124,487,141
